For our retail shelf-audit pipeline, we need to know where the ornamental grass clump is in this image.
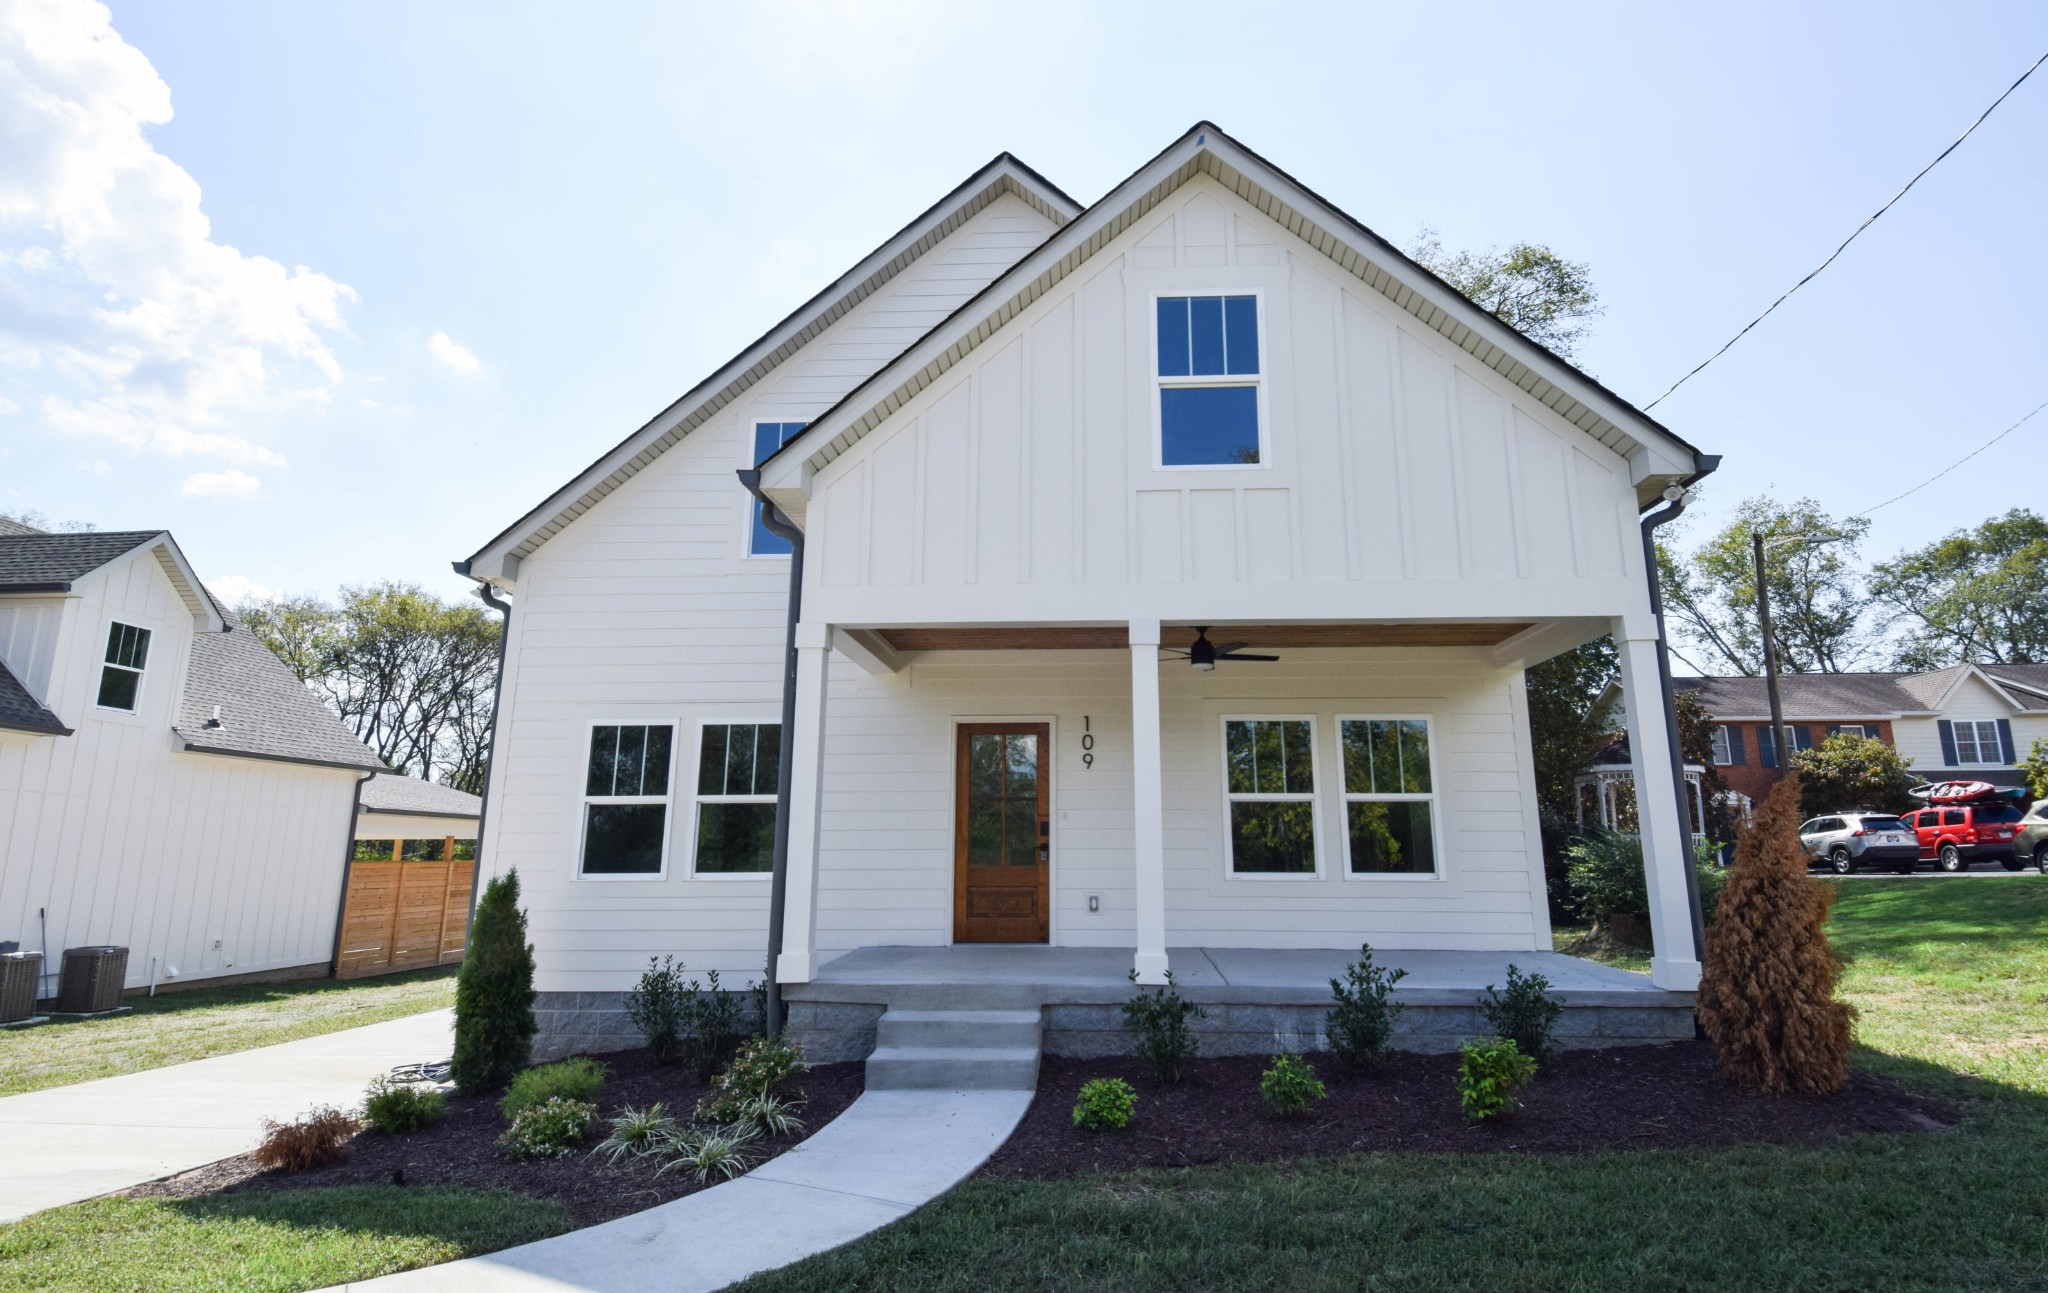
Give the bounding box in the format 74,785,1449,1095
592,1104,680,1164
1258,1053,1327,1120
499,1057,608,1121
1457,1037,1536,1124
255,1105,359,1171
1696,773,1856,1095
451,870,537,1094
1477,964,1563,1063
499,1096,597,1159
1072,1077,1138,1132
1327,942,1407,1072
656,1125,761,1183
361,1076,446,1135
1122,970,1207,1084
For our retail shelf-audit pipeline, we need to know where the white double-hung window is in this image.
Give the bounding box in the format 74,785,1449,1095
96,622,151,712
1340,718,1439,876
693,722,780,874
580,724,674,876
1222,718,1317,874
1156,295,1262,466
1953,720,2002,765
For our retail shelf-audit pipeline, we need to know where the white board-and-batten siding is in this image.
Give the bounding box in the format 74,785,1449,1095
0,553,361,990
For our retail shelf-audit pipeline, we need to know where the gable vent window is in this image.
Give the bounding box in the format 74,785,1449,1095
96,622,151,712
1156,295,1262,467
694,722,780,874
749,422,809,555
580,724,673,876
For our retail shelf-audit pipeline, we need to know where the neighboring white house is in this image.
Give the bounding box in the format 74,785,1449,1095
458,124,1717,1054
0,519,385,993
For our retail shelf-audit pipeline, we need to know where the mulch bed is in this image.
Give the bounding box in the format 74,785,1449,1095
983,1041,1956,1179
128,1049,865,1228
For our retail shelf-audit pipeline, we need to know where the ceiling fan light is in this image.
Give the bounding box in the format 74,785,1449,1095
1192,659,1215,672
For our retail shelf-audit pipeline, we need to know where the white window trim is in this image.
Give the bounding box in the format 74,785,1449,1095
687,717,782,880
94,620,150,716
1335,714,1445,883
1953,719,2002,766
744,419,809,559
1219,714,1323,880
1709,725,1733,766
1150,289,1271,473
575,718,676,882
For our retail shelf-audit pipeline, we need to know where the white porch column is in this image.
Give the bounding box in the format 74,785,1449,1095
1129,619,1169,985
776,621,831,984
1613,616,1701,991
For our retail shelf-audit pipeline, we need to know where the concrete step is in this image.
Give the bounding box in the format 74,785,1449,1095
874,1009,1041,1050
865,1044,1041,1091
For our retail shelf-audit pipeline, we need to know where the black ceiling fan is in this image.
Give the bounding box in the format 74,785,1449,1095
1167,626,1278,671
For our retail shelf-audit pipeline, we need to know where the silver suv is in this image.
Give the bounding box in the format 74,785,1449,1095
1798,812,1919,875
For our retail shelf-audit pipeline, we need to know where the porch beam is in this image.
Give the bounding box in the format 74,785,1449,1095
776,621,832,984
1129,618,1169,985
831,627,907,676
1612,620,1702,991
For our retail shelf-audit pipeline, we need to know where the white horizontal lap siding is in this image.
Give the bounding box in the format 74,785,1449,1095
1894,676,2035,771
802,175,1648,628
0,553,358,990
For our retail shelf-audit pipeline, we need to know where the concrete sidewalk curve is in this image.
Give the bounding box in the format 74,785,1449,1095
319,1088,1033,1293
0,1007,453,1222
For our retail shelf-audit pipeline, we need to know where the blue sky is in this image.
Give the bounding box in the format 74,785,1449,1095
3,1,2044,606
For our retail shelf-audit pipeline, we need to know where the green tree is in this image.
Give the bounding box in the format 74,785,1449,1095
1674,688,1735,841
451,870,537,1094
1657,496,1873,675
1788,732,1916,817
1524,639,1617,826
1408,229,1601,360
1867,508,2048,668
2019,738,2048,800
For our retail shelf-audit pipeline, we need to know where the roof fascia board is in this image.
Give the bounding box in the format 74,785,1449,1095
141,536,226,631
461,157,1081,578
763,123,1703,499
175,736,382,773
359,806,482,820
0,583,73,595
1946,664,2028,712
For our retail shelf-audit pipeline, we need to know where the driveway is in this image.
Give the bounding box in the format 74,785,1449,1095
0,1007,452,1222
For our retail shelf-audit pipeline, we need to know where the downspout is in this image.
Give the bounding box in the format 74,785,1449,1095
466,582,515,933
1639,454,1721,963
737,469,803,1040
329,770,379,977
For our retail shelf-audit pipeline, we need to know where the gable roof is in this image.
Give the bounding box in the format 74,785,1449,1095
0,657,68,735
175,608,385,771
360,774,481,818
1674,665,2048,719
760,121,1708,507
457,153,1082,583
0,527,225,629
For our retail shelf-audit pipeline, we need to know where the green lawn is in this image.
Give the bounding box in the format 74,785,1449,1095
736,877,2048,1293
0,1187,565,1293
0,967,456,1097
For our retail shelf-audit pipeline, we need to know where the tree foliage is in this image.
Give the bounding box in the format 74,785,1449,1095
1656,496,1872,675
1788,732,1916,816
451,870,537,1094
238,582,501,791
1524,638,1617,827
1867,508,2048,668
1696,775,1855,1095
2022,739,2048,801
1407,229,1602,360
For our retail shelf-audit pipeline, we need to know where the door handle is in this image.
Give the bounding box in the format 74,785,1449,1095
1038,843,1050,863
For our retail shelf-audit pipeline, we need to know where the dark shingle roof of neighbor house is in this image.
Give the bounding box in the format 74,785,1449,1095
1675,666,2048,718
360,774,481,818
0,657,69,734
0,529,163,590
174,611,386,771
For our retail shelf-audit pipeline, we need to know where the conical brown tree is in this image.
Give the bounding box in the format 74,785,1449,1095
1696,773,1855,1094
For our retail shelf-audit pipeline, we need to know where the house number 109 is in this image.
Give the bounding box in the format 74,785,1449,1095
1080,716,1094,769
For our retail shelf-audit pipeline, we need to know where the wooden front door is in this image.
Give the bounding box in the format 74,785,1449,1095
954,723,1050,943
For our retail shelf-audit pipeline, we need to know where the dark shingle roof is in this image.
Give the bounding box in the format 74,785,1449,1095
1675,664,2048,718
0,658,67,734
1981,664,2048,709
175,613,385,771
360,775,481,818
0,530,162,589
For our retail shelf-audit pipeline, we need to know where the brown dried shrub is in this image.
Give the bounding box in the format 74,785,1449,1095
255,1104,360,1172
1696,773,1856,1095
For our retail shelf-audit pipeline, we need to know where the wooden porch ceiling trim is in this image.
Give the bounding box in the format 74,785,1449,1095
876,623,1537,652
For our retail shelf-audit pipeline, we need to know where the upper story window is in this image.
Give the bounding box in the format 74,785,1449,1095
1156,295,1261,467
749,422,809,555
96,622,151,712
1709,725,1732,765
1833,724,1874,741
1953,720,2002,765
580,724,673,876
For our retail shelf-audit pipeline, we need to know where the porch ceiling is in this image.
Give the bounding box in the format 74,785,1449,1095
875,622,1537,652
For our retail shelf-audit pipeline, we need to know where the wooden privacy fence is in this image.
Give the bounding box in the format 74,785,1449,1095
336,836,475,979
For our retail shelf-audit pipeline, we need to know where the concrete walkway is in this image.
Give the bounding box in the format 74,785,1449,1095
321,1088,1034,1293
0,1007,453,1222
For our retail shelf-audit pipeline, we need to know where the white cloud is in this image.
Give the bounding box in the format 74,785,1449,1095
68,456,109,475
426,331,479,375
206,573,276,603
179,468,260,498
0,0,356,470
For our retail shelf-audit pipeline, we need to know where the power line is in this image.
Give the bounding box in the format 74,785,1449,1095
1850,397,2048,519
1644,49,2048,411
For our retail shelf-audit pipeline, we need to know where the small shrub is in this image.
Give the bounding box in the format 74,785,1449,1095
697,1036,805,1125
255,1105,359,1172
1457,1037,1537,1124
656,1125,760,1182
1477,964,1563,1063
1326,942,1407,1072
592,1103,680,1164
361,1076,446,1135
679,969,746,1079
500,1057,608,1121
451,870,538,1095
1567,828,1728,940
623,956,692,1065
731,1091,806,1139
1258,1053,1327,1120
498,1096,598,1159
1071,1077,1138,1132
1122,970,1207,1084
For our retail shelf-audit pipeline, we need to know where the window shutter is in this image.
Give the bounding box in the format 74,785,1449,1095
1996,718,2016,764
1728,727,1747,765
1760,727,1776,768
1937,720,1957,766
1794,725,1812,751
